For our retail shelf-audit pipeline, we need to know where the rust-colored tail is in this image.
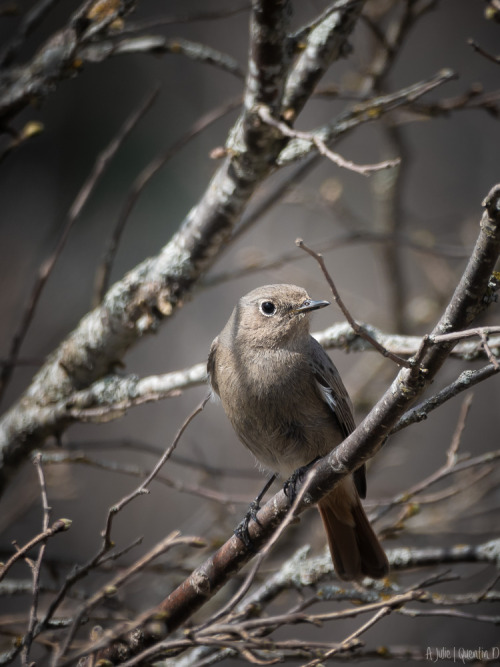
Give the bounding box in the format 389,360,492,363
317,481,388,581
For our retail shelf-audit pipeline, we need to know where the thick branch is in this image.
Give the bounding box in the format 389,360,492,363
282,0,366,119
244,0,290,111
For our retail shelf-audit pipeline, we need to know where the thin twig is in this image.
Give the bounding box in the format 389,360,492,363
55,531,206,665
296,238,413,368
204,229,470,289
393,364,500,433
101,394,210,548
372,394,478,525
0,518,70,583
259,106,400,176
430,325,500,343
36,397,209,650
40,450,249,506
468,38,500,65
66,438,261,479
20,454,51,666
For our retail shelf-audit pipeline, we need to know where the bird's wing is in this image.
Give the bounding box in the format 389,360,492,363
310,336,367,498
207,336,219,395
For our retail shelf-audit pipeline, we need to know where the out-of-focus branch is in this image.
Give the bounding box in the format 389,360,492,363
204,228,470,287
0,0,135,123
0,518,71,584
122,4,250,32
79,35,245,78
389,539,500,570
0,0,63,68
0,0,242,124
40,449,249,505
468,38,500,66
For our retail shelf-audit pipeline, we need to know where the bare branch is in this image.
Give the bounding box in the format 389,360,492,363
0,0,63,67
277,69,457,166
79,35,245,79
55,531,206,664
296,238,413,367
0,517,70,584
282,0,366,119
100,394,209,549
19,454,51,667
259,105,400,175
0,0,136,122
468,38,500,65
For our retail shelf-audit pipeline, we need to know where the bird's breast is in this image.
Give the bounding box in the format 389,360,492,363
215,346,338,475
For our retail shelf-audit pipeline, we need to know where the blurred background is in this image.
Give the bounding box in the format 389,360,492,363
1,0,500,663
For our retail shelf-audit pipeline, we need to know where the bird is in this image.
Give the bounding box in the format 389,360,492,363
207,284,388,581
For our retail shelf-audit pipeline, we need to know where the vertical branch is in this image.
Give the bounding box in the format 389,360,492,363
20,454,51,667
372,128,408,333
245,0,291,112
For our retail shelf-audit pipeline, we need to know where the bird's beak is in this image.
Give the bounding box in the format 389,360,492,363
294,299,330,314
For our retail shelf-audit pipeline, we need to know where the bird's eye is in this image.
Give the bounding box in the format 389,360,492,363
259,300,276,316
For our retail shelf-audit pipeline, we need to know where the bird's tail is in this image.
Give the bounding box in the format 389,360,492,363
317,480,388,581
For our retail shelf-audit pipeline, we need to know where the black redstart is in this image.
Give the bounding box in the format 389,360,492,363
208,284,388,580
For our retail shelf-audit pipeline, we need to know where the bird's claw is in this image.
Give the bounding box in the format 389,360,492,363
234,499,262,550
284,457,321,505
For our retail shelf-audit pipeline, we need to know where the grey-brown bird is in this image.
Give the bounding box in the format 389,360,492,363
208,284,388,581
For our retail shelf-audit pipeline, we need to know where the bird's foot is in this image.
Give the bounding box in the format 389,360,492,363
234,473,277,549
283,457,321,505
234,499,262,550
